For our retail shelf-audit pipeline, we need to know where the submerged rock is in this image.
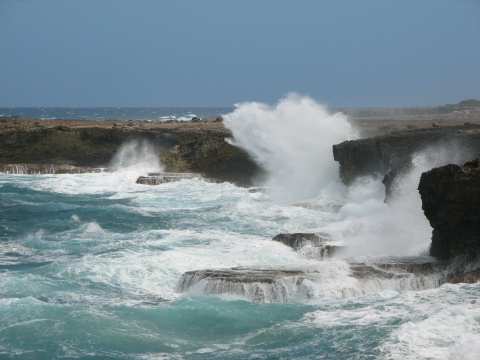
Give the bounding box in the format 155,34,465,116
136,172,207,185
418,158,480,259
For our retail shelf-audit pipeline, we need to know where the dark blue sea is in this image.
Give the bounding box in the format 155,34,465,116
0,107,233,121
1,99,479,359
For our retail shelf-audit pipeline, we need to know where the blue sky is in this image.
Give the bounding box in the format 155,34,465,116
0,0,479,108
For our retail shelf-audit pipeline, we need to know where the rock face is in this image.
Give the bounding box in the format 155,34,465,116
333,124,480,186
418,158,480,259
0,119,261,186
158,130,261,186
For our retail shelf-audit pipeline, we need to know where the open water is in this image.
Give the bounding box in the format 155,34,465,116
0,107,232,122
1,97,480,359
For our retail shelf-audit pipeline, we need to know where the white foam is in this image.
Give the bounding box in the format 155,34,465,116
224,93,354,203
327,144,472,257
378,283,480,359
109,139,164,173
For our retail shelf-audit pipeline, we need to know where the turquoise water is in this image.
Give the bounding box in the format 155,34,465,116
1,171,480,359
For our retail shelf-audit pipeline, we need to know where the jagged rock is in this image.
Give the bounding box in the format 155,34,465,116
418,158,480,259
332,124,480,186
272,232,342,259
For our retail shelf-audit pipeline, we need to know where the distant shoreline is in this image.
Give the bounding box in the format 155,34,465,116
1,110,480,139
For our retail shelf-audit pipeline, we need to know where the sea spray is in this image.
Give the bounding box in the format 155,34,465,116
337,144,471,257
224,95,474,257
110,140,164,173
223,94,354,202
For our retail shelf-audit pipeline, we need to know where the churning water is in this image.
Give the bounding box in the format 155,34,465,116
1,98,479,359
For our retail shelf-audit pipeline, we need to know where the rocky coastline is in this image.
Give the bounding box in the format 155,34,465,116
0,117,261,186
2,112,480,297
333,123,480,186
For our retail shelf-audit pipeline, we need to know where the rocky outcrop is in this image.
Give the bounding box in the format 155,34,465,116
272,233,342,259
158,131,261,186
177,258,452,302
418,158,480,259
0,119,261,186
136,172,209,185
333,124,480,185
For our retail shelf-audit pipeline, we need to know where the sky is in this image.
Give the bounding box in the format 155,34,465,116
0,0,479,108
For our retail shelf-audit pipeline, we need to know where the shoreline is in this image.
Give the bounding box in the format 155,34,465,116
2,114,480,288
2,109,480,135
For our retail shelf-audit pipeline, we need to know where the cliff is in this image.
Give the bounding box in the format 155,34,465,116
0,118,261,186
418,159,480,259
333,124,480,186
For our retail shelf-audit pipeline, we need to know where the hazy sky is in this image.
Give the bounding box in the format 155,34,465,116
1,0,479,108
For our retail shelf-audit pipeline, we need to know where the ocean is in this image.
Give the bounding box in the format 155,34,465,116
0,107,233,122
1,98,480,359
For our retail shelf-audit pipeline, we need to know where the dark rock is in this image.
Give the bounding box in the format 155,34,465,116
382,162,413,202
333,124,480,186
272,233,329,249
248,187,267,194
0,120,262,186
136,172,212,185
272,233,342,259
159,134,264,186
418,158,480,259
177,267,321,302
176,258,455,302
450,268,480,284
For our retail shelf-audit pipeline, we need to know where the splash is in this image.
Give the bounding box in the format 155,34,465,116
109,140,164,173
338,144,470,257
223,94,354,202
224,94,473,256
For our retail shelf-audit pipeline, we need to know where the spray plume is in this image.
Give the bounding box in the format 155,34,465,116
224,94,354,202
110,140,163,173
338,144,470,257
224,94,472,256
